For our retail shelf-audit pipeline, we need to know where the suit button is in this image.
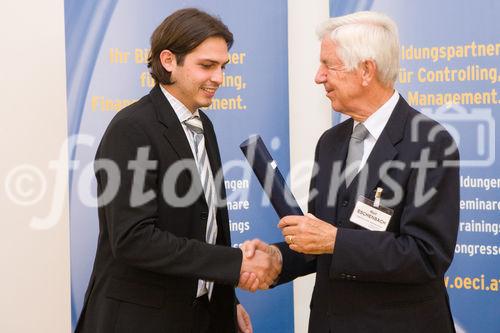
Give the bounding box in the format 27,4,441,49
337,220,343,227
342,200,348,207
200,211,208,219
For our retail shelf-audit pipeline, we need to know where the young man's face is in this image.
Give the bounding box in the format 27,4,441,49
165,36,229,112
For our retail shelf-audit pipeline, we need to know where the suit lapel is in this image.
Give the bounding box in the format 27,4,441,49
348,95,408,196
357,131,398,195
329,119,352,166
149,85,195,162
149,85,206,211
317,119,352,222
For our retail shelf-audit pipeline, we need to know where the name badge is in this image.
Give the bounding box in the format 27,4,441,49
349,189,393,231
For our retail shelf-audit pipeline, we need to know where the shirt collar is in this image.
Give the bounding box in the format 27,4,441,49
354,89,399,140
160,85,199,123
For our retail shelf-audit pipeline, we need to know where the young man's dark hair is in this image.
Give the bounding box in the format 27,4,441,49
147,7,233,85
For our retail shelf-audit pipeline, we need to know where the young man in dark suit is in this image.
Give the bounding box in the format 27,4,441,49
75,8,280,333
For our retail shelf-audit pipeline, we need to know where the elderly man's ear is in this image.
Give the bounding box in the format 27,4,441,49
360,59,377,86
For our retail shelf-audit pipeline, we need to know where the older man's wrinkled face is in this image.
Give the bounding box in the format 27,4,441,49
315,37,364,115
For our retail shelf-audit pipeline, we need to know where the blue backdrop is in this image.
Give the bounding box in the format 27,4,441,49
66,1,499,331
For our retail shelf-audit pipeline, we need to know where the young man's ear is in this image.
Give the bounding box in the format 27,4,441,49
160,49,176,72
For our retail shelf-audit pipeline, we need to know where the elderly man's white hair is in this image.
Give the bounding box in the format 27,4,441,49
317,11,399,86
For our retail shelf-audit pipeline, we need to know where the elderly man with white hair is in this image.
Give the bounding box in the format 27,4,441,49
242,11,459,333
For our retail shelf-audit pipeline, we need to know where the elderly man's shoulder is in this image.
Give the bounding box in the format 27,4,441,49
318,117,353,144
403,103,456,146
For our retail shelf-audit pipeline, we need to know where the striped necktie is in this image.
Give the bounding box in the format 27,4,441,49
184,115,218,299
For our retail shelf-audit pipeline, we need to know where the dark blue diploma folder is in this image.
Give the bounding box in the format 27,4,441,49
240,135,303,218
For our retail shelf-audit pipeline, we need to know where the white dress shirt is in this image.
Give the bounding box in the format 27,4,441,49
160,86,216,298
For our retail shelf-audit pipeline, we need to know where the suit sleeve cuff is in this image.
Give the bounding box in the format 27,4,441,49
329,228,359,281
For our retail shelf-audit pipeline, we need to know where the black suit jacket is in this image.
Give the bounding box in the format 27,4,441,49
277,96,459,333
75,85,242,333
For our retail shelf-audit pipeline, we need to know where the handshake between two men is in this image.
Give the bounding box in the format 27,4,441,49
237,213,338,291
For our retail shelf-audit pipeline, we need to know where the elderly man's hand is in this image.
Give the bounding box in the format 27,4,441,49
278,213,337,255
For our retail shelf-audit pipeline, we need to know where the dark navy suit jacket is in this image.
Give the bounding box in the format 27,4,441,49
277,96,459,333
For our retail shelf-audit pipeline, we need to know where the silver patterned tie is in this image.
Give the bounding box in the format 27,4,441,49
184,115,218,299
345,123,370,186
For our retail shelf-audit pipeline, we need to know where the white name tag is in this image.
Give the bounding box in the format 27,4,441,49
350,197,392,231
